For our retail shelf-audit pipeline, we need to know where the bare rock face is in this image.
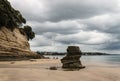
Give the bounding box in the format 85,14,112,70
0,27,43,60
0,27,30,50
61,46,85,70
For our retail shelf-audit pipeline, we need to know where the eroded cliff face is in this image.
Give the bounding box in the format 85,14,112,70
0,27,43,60
0,27,30,50
0,0,43,60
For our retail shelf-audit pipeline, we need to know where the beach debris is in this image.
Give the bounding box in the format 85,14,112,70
44,57,50,59
53,57,55,59
53,57,58,59
10,61,15,64
29,59,37,62
49,66,57,70
61,46,85,70
56,57,58,59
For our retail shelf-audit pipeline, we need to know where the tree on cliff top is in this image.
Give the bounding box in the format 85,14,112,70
0,0,35,40
23,25,35,40
0,0,26,29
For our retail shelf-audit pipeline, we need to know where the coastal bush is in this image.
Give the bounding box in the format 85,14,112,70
23,25,35,40
0,0,26,30
0,0,35,41
19,26,35,40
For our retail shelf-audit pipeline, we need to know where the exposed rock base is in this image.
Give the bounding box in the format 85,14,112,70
0,27,43,61
61,46,85,70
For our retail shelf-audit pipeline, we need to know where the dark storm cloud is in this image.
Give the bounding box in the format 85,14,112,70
9,0,118,22
79,14,120,50
9,0,120,53
27,20,85,35
54,30,113,45
80,14,120,34
47,0,118,22
101,41,120,50
29,35,52,47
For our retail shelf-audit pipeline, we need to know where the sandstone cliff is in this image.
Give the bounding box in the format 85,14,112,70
0,0,43,60
0,27,43,60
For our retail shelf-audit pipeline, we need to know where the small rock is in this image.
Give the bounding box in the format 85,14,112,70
29,59,37,62
10,61,15,64
49,66,57,70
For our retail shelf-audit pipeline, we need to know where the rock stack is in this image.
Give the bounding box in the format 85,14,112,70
61,46,85,70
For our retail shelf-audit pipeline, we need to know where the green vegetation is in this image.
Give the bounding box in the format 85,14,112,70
0,0,35,40
19,25,35,40
23,26,35,40
0,0,26,30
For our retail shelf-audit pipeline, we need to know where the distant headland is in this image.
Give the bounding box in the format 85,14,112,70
36,51,111,55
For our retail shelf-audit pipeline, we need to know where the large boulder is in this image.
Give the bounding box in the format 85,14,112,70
61,46,85,70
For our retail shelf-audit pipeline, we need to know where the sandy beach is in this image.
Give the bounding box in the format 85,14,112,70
0,59,120,81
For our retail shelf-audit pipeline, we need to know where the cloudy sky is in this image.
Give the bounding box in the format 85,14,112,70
9,0,120,54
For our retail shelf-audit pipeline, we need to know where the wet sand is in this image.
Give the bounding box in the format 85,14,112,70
0,59,120,81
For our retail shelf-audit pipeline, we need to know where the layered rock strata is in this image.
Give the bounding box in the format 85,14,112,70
61,46,85,70
0,27,43,61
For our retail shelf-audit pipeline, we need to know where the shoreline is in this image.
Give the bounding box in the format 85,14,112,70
0,59,120,81
0,55,44,61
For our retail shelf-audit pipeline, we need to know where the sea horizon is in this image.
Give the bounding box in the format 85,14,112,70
44,54,120,66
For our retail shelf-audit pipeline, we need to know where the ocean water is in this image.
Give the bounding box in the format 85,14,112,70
44,54,120,65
